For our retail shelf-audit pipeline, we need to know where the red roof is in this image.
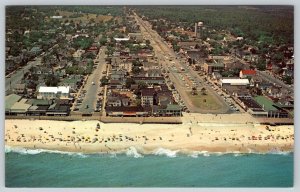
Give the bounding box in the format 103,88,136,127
241,70,256,75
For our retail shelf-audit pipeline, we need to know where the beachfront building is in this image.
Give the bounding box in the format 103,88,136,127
141,88,155,106
157,104,182,116
5,94,32,116
37,86,70,100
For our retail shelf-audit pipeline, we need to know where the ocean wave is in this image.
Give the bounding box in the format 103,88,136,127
126,147,143,158
5,145,292,158
153,148,178,158
5,146,88,158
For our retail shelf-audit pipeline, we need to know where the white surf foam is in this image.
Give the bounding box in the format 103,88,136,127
126,147,143,158
5,146,88,158
153,148,178,158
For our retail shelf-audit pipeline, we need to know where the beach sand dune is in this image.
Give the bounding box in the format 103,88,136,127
5,119,294,154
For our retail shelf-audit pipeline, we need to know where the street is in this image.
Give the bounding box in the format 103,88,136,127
78,47,107,114
5,58,42,92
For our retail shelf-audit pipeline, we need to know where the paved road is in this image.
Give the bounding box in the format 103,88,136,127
5,58,42,92
134,13,231,113
79,47,107,113
257,71,293,92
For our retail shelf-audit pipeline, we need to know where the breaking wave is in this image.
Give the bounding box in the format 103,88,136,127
153,148,178,158
5,146,88,158
6,145,292,158
126,147,143,158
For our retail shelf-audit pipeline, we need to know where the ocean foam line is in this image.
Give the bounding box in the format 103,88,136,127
5,145,293,157
5,146,88,158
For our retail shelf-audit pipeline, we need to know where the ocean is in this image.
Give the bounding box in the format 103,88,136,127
5,147,294,187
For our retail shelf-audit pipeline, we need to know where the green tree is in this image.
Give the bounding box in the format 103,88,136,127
45,74,60,86
125,78,135,88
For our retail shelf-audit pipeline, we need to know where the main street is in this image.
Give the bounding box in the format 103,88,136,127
134,13,231,113
78,47,107,113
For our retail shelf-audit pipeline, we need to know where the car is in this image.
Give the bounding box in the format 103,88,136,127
92,82,95,85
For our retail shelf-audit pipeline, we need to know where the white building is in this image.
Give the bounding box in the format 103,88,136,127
220,78,249,87
37,86,70,100
50,16,63,19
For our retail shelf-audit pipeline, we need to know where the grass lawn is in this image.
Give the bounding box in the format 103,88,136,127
187,91,222,110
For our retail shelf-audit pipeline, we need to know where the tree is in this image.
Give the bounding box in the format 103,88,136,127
132,66,141,75
283,76,292,85
137,81,147,89
191,87,197,95
45,74,59,86
125,78,135,88
100,76,109,86
201,87,206,95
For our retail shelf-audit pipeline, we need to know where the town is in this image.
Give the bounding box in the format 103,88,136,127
5,6,294,125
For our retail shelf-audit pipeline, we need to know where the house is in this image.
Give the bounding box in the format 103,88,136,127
128,33,143,42
239,69,256,79
157,91,173,106
13,83,26,94
59,76,81,91
73,49,85,60
121,98,130,106
110,70,126,82
203,62,224,74
107,96,122,107
37,86,70,100
31,66,53,75
146,69,162,77
186,49,205,61
141,88,155,106
211,72,222,80
224,60,248,71
109,80,123,89
143,62,159,71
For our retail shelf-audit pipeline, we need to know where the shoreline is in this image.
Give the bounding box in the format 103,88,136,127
5,119,294,154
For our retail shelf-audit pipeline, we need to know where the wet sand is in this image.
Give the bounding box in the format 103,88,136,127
5,119,294,154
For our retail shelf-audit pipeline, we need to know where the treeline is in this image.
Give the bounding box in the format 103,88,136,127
133,5,293,44
56,5,124,16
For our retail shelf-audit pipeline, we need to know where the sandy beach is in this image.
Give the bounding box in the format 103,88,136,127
5,119,294,154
